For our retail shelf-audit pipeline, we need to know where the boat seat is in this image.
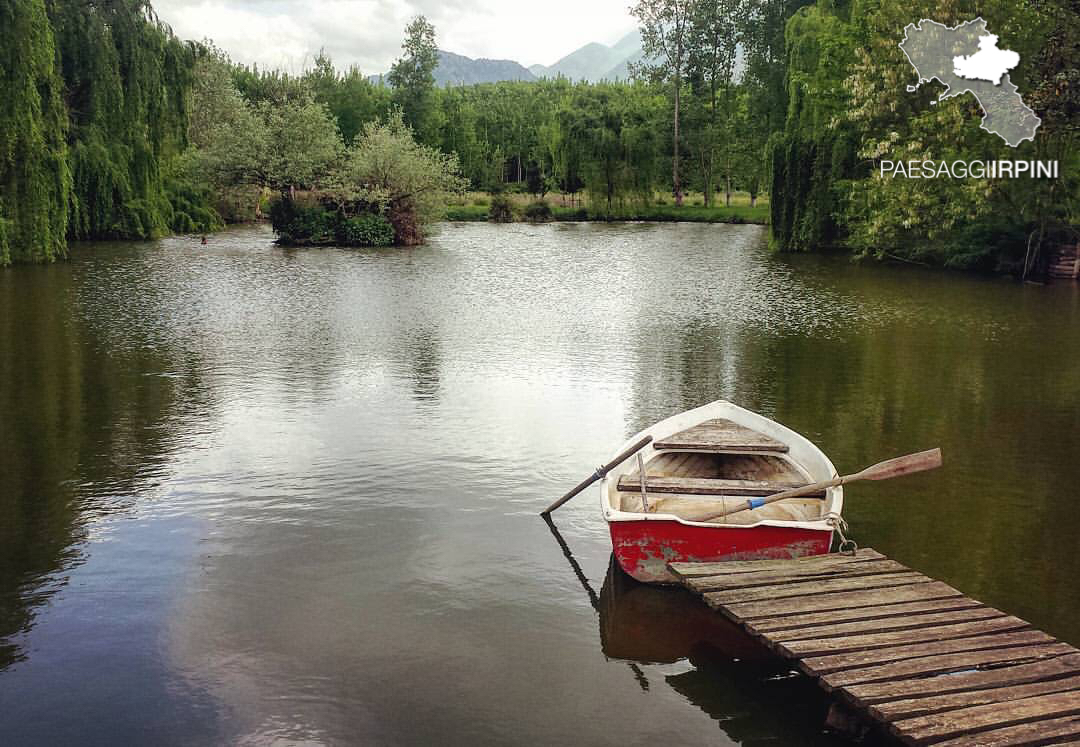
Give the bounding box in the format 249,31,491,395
654,418,788,453
616,475,825,498
645,496,825,524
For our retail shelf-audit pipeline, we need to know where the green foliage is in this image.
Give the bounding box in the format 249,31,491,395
0,0,70,265
257,98,344,196
631,0,693,204
765,0,1079,271
270,199,337,244
165,177,223,234
54,0,196,242
305,52,392,144
447,194,768,224
387,16,440,144
342,213,394,246
488,195,515,223
333,111,467,244
268,198,394,247
523,200,554,223
444,204,489,221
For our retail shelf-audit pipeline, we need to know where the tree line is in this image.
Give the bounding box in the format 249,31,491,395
2,0,1076,268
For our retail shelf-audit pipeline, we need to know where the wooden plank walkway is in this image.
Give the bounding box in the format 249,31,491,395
669,549,1080,746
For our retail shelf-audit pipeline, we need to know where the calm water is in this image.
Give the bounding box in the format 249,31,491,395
1,222,1078,745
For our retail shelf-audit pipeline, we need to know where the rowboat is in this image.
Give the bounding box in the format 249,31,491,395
601,401,843,583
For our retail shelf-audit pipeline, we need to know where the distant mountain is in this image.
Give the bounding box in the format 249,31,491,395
529,31,643,82
430,50,536,85
371,50,536,86
370,32,646,88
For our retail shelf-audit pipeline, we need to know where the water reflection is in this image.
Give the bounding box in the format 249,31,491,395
547,512,846,744
400,325,442,404
601,566,865,745
597,557,764,666
0,222,1077,744
0,259,206,670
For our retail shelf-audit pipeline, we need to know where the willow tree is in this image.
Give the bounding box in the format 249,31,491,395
50,0,194,239
0,0,70,265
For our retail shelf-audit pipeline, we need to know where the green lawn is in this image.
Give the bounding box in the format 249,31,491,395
444,193,769,225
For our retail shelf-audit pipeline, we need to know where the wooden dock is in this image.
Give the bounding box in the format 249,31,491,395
669,549,1080,746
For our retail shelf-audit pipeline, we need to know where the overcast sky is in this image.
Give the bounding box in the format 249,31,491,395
154,0,639,74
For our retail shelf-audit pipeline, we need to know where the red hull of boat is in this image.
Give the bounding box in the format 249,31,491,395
609,519,832,583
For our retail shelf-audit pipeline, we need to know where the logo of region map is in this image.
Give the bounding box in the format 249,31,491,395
900,17,1041,147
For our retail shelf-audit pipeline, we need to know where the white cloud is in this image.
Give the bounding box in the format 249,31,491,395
154,0,638,74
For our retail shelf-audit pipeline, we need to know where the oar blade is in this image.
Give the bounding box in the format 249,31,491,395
858,448,942,481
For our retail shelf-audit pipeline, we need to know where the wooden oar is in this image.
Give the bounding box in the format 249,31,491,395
686,448,942,523
541,435,653,516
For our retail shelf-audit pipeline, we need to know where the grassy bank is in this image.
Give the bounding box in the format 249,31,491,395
444,191,770,225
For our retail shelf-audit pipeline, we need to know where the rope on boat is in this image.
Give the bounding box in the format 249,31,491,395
827,513,858,555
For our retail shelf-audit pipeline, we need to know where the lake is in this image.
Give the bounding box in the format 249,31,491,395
1,222,1078,744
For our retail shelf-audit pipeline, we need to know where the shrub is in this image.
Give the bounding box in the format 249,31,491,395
270,201,337,244
341,213,394,246
488,195,515,223
523,200,554,223
472,197,489,207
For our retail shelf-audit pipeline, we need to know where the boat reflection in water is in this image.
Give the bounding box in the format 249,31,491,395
596,557,847,745
598,557,766,665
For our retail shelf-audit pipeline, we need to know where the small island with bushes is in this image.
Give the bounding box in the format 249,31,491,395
265,114,466,247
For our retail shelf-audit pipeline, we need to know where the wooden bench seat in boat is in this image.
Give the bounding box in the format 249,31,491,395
615,475,825,498
616,492,824,524
654,418,788,453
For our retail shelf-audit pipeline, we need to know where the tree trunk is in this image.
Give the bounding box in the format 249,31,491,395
673,77,682,206
701,149,712,208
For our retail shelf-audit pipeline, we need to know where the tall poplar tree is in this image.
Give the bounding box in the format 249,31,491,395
632,0,696,206
387,16,439,144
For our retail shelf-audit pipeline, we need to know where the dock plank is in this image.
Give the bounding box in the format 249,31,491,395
714,580,963,620
891,689,1080,744
749,597,986,633
695,571,929,601
778,616,1032,658
869,674,1080,722
818,640,1074,688
931,714,1080,746
762,606,1005,641
668,548,884,578
669,548,1080,745
843,653,1080,704
681,559,908,591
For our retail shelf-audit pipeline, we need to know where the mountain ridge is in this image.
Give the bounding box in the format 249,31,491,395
372,32,643,87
